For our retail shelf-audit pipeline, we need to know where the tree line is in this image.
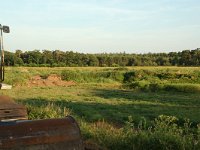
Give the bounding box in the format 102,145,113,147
4,48,200,67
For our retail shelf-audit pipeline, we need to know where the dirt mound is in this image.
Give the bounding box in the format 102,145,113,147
28,74,76,87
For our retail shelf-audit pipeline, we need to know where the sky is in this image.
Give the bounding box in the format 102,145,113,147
0,0,200,53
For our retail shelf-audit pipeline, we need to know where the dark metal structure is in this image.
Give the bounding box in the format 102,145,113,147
0,24,12,89
0,24,9,82
0,25,83,150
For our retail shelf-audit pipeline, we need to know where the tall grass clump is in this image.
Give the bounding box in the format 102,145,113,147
4,68,31,86
23,100,71,120
81,115,200,150
61,70,124,83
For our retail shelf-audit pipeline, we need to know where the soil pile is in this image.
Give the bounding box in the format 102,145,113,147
28,74,75,87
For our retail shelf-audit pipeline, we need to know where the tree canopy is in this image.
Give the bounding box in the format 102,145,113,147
4,48,200,67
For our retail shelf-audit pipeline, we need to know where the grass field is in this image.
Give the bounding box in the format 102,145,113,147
1,67,200,149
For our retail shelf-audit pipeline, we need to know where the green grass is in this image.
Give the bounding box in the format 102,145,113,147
1,66,200,149
2,84,200,124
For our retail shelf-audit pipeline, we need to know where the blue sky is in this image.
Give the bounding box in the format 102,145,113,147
1,0,200,53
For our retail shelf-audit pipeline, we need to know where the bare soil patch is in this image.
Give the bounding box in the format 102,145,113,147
28,74,76,87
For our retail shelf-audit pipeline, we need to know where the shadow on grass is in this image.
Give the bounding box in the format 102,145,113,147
17,97,200,126
93,88,200,106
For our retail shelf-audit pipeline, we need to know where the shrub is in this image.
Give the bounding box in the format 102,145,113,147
124,71,137,82
61,70,82,81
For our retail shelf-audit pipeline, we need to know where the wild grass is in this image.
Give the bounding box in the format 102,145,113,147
81,115,200,150
1,66,200,149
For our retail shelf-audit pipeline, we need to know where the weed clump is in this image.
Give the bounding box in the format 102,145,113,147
81,115,200,150
26,102,71,119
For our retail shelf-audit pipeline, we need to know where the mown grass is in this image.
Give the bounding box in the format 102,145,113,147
1,66,200,149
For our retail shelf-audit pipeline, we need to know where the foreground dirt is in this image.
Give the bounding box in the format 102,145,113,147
28,74,76,87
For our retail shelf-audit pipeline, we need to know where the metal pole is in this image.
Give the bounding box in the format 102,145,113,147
0,24,11,89
0,24,2,64
1,27,5,82
0,24,3,82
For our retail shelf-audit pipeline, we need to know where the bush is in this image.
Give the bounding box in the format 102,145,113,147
107,71,124,82
124,71,137,82
111,63,120,67
61,70,82,81
149,83,164,92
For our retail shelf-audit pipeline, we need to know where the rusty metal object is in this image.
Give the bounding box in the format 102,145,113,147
0,116,83,150
0,96,27,121
0,96,83,149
